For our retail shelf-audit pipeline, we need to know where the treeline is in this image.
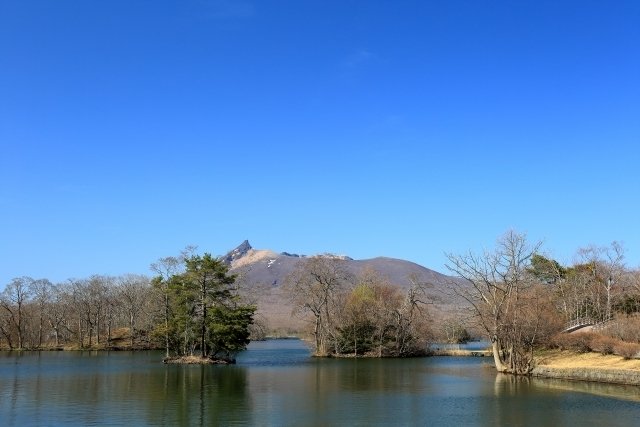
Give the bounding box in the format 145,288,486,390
528,242,640,325
446,231,640,375
0,251,255,361
285,257,433,357
0,274,156,350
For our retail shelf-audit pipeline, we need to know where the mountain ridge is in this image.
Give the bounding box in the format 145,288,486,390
221,241,460,334
222,240,445,284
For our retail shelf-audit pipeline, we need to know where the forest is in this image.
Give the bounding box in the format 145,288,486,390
0,249,255,363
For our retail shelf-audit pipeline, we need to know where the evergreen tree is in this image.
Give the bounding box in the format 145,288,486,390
159,253,255,362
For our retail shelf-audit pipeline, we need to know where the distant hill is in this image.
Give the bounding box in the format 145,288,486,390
223,241,462,334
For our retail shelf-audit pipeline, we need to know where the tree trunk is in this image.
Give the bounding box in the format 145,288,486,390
78,318,83,348
17,314,23,350
164,293,170,358
107,319,112,347
38,316,43,348
95,313,100,345
491,337,508,373
130,314,135,347
314,315,322,355
201,303,207,358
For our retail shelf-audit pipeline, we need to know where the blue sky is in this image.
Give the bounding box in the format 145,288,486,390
1,0,639,285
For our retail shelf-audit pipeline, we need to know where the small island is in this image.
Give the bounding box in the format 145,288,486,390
284,257,432,358
153,253,256,365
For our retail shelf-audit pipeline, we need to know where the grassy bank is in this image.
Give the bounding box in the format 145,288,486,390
533,349,640,385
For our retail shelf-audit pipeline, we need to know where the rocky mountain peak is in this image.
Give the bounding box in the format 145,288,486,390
221,240,253,265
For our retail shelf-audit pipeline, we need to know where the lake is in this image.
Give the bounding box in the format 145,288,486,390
1,339,640,426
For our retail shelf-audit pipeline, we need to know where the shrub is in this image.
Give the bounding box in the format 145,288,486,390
606,316,640,343
550,331,640,359
590,335,616,355
550,332,596,353
614,342,640,360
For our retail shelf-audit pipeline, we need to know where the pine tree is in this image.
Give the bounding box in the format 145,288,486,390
159,253,255,362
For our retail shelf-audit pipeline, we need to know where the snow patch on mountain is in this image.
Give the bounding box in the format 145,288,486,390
231,249,278,269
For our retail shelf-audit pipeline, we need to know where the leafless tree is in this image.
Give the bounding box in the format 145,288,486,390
0,302,15,348
574,242,627,322
445,231,543,374
117,274,151,347
0,277,32,349
29,278,52,348
47,283,70,347
284,255,353,355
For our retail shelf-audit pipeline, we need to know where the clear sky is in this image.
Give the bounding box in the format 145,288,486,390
1,0,639,285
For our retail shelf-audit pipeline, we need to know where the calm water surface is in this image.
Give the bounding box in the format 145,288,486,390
1,340,640,426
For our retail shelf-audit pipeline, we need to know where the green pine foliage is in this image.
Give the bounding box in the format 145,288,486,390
154,253,255,362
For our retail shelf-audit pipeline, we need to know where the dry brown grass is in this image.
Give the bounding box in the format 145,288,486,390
535,349,640,371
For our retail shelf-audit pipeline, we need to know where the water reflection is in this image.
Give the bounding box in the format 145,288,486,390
2,344,640,427
152,364,250,426
489,371,640,427
532,376,640,403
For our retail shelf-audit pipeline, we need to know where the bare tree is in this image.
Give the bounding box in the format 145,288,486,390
603,242,626,320
117,274,151,347
0,302,15,348
445,231,542,374
47,283,70,347
29,279,53,348
574,242,627,322
632,269,640,296
89,275,112,346
0,277,33,349
284,255,353,355
394,276,433,355
70,277,111,348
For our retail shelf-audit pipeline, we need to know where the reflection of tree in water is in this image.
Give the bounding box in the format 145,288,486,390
490,373,640,426
531,377,640,403
334,359,426,392
490,374,561,426
1,351,250,426
147,365,250,426
493,372,532,397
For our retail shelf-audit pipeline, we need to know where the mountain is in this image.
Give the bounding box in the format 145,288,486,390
222,241,460,334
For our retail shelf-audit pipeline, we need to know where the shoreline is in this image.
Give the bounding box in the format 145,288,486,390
431,349,492,357
5,345,640,386
532,350,640,386
531,366,640,386
0,345,160,352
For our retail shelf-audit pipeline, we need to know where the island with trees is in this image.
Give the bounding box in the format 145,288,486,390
284,256,432,358
152,252,255,364
0,249,255,364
